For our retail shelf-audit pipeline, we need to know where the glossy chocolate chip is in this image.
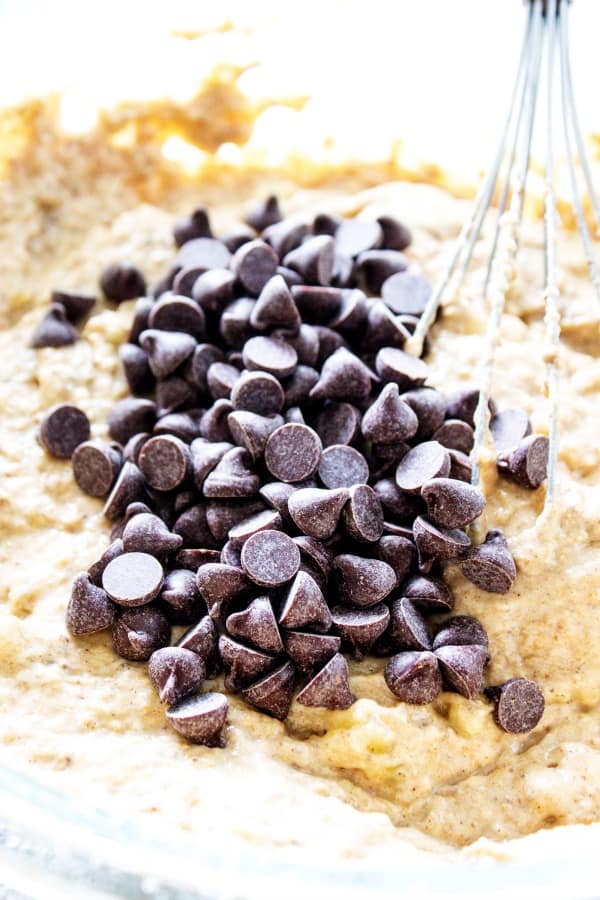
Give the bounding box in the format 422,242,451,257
276,265,303,288
107,398,156,446
497,435,549,489
421,478,486,528
341,484,384,543
389,597,431,651
226,596,284,654
160,569,204,625
149,295,205,340
39,403,90,459
363,301,410,352
381,270,431,316
395,441,451,493
384,651,442,704
435,644,489,699
244,194,282,232
72,440,121,497
128,298,154,343
296,653,355,709
173,207,212,247
231,239,279,295
361,383,418,444
433,615,489,652
279,570,331,632
176,237,231,273
318,445,369,489
167,692,229,746
288,487,349,540
313,212,341,236
461,529,516,593
486,678,545,733
241,530,300,587
314,402,361,447
66,572,116,635
284,235,335,286
196,564,250,620
219,635,276,691
334,554,395,607
112,606,170,661
138,435,190,492
102,551,164,606
203,447,260,499
242,662,296,720
88,539,124,586
30,303,79,348
310,347,373,403
330,604,390,658
177,615,221,678
376,535,415,584
490,408,532,454
100,262,146,302
249,275,301,331
284,631,341,673
264,423,322,483
148,647,205,705
375,347,428,390
231,371,285,416
263,218,308,257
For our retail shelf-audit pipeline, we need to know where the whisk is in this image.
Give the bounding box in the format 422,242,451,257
407,0,598,512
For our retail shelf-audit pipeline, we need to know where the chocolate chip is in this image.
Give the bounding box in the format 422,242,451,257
284,235,335,285
100,262,146,303
245,194,282,232
72,439,121,497
334,554,395,607
219,635,276,691
150,297,205,342
205,498,266,544
335,219,382,258
369,441,411,480
435,644,489,699
276,265,303,288
421,478,485,528
361,383,418,444
448,449,472,483
381,270,431,316
284,631,341,673
226,595,284,654
176,548,221,571
403,574,454,613
190,439,232,489
122,512,182,558
148,647,205,705
249,274,301,331
313,326,349,366
231,371,285,416
490,408,532,454
273,323,319,367
159,568,203,625
108,398,156,445
203,447,260,498
314,402,360,447
196,564,250,620
219,298,256,349
328,288,368,336
200,400,234,442
242,662,296,720
356,250,407,293
88,539,124,586
395,441,451,493
310,347,373,403
318,445,369,489
330,604,390,658
167,692,228,746
173,207,213,247
242,335,298,378
279,570,332,632
154,411,201,444
177,614,221,678
486,678,545,733
231,239,279,295
103,462,147,521
293,536,334,585
66,572,116,635
375,347,429,390
372,478,420,520
384,651,441,704
38,403,91,460
341,484,384,543
128,298,154,343
461,529,516,593
389,597,431,651
241,529,300,587
119,343,154,395
192,269,236,313
288,487,349,540
173,503,216,549
432,419,474,454
139,329,196,379
264,423,322,483
138,435,191,492
50,289,96,324
102,551,164,606
156,376,197,416
377,215,411,252
224,230,253,253
402,388,446,440
413,516,471,568
259,481,296,522
205,362,239,400
228,508,283,546
30,303,79,348
291,285,342,324
497,435,549,488
176,237,231,273
433,615,489,651
363,302,410,353
263,218,308,257
112,606,170,661
376,535,415,584
296,653,355,709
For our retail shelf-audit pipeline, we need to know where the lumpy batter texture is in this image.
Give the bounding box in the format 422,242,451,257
0,96,599,863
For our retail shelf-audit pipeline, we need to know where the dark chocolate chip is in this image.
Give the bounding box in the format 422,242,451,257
263,218,308,257
39,403,90,459
333,554,396,607
272,323,319,367
177,614,221,678
403,574,454,613
313,212,341,236
401,388,446,440
243,335,298,377
293,536,334,585
128,297,154,344
50,289,96,324
167,692,228,747
288,487,349,540
176,548,221,572
421,478,485,528
220,540,242,568
375,535,415,584
461,529,516,593
196,564,250,620
369,441,411,480
154,411,201,443
120,343,154,395
139,435,191,492
200,400,234,442
102,551,164,606
190,438,233,489
205,498,266,544
313,326,349,366
448,449,472,483
486,678,545,733
88,539,124,586
497,435,549,489
173,503,216,550
107,398,156,445
413,516,471,566
242,661,296,720
112,606,170,661
203,447,260,499
444,388,481,426
149,296,205,341
241,529,301,587
206,362,239,400
384,651,441,704
395,441,451,493
314,402,361,447
231,239,279,295
156,376,197,416
226,596,284,654
377,215,412,252
259,481,296,522
66,572,116,635
372,479,420,520
72,439,121,497
176,237,231,272
328,289,368,336
375,347,429,390
278,570,331,632
330,604,390,658
363,302,410,352
318,445,369,489
435,644,489,699
228,508,283,546
223,230,253,253
310,347,373,403
100,262,146,303
490,408,532,454
264,423,322,483
244,194,282,232
296,653,355,709
173,207,213,247
356,250,408,293
219,297,256,349
103,461,147,521
335,219,382,258
433,615,489,652
432,419,474,454
30,303,79,348
291,285,342,324
219,635,276,691
276,265,303,288
192,269,236,313
160,568,204,625
148,647,205,704
122,512,182,558
361,383,418,444
231,371,285,416
341,484,384,543
381,270,431,316
249,274,301,331
284,235,335,286
139,329,196,380
389,597,431,651
284,631,341,673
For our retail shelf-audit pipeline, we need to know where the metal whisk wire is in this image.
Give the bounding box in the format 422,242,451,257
407,0,599,513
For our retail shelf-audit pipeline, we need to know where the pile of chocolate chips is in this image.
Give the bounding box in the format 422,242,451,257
36,195,548,747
